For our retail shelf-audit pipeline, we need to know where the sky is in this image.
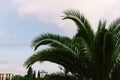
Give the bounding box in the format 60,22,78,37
0,0,120,75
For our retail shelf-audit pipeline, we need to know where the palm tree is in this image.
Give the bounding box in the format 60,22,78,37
24,9,120,80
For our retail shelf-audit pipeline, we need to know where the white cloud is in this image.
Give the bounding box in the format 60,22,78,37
0,31,8,39
6,0,120,75
0,60,9,64
0,1,12,15
0,63,26,75
10,0,119,35
32,62,61,74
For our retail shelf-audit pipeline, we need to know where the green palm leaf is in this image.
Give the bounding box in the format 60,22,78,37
62,9,94,47
32,33,71,50
24,48,89,79
31,33,84,57
25,9,120,80
108,18,120,34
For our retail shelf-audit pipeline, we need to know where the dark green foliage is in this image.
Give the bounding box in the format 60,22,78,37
12,75,24,80
5,78,9,80
12,75,44,80
27,67,33,78
38,70,40,78
24,9,120,80
63,9,94,48
33,70,36,79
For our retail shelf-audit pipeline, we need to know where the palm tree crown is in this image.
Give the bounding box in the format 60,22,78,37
24,9,120,80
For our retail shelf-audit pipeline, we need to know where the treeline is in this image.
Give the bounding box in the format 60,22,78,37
12,67,47,80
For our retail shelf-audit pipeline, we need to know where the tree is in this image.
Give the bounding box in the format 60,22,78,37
27,67,33,78
12,75,24,80
38,70,40,78
33,70,36,79
24,9,120,80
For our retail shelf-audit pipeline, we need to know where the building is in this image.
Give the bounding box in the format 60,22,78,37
0,73,13,80
40,70,48,78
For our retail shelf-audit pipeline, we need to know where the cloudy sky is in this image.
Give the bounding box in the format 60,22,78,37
0,0,120,75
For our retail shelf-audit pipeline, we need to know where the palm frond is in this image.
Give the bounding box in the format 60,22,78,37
24,9,120,80
24,48,89,79
108,18,120,57
93,20,107,62
102,32,115,79
31,33,82,57
93,21,108,80
31,33,71,50
114,31,120,46
111,35,120,67
93,21,118,80
111,59,120,80
71,37,92,63
62,9,94,47
24,48,76,69
108,18,120,34
111,31,120,63
97,20,106,33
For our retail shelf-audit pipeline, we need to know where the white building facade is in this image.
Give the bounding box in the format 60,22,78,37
0,73,13,80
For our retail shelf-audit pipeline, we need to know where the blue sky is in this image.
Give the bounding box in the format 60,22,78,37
0,0,120,75
0,0,65,75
